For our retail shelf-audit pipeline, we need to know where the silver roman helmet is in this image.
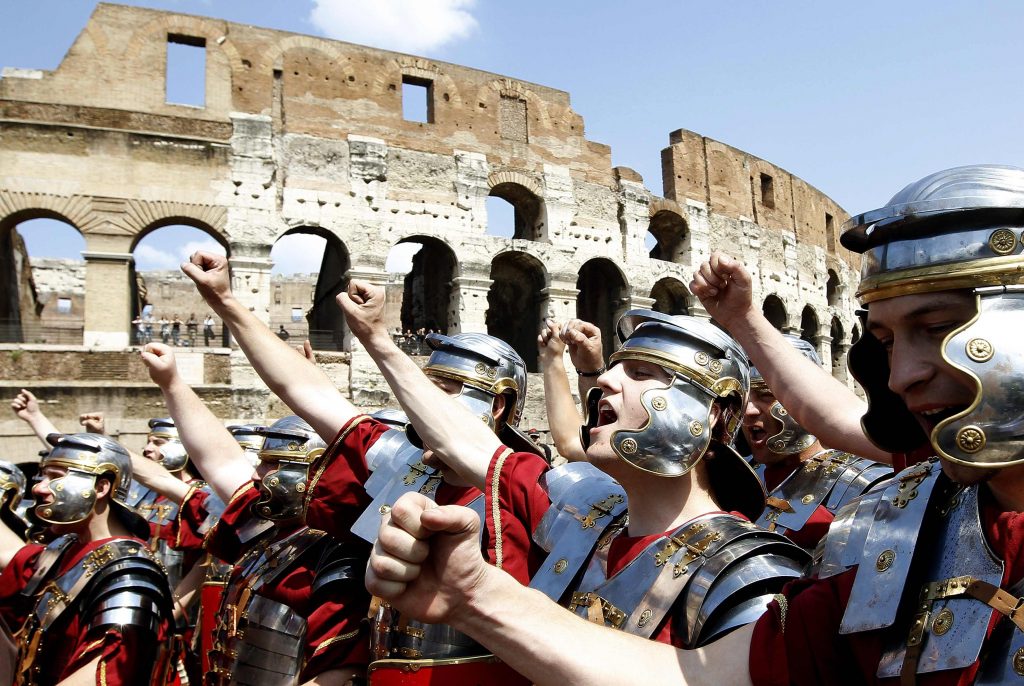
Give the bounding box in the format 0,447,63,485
36,433,140,527
252,416,327,521
843,164,1024,469
420,332,541,455
590,310,765,519
0,460,26,514
148,417,189,472
749,334,822,456
228,423,264,467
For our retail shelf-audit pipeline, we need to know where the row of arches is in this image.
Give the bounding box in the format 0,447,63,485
762,295,859,381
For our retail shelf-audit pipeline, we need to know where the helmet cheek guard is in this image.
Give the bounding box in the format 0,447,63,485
158,439,189,473
934,289,1024,468
765,401,817,456
611,378,714,477
35,469,99,525
254,460,312,521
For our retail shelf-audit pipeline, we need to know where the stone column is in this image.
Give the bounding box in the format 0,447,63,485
82,251,133,348
228,255,275,328
450,275,493,334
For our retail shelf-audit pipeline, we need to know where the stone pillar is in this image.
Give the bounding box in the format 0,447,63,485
228,255,275,329
82,251,133,348
626,294,656,311
816,333,833,374
450,275,493,334
540,285,579,323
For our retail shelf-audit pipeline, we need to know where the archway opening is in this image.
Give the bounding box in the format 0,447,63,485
132,223,227,347
577,258,629,362
488,182,543,241
647,210,687,262
762,295,787,332
1,215,85,344
271,228,349,351
826,269,840,308
800,305,819,347
487,251,546,372
830,316,846,381
650,277,690,316
386,237,458,353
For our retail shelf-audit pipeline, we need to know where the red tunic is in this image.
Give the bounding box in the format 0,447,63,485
749,488,1024,685
305,415,480,543
0,536,172,685
205,483,370,679
174,482,218,553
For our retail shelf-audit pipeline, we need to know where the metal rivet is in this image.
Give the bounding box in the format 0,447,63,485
689,421,704,437
81,490,92,499
956,426,986,454
989,228,1017,255
619,438,638,454
474,362,488,375
651,396,667,411
708,360,723,375
267,477,280,487
965,338,994,363
553,559,568,574
296,483,306,493
801,494,815,505
637,609,653,628
379,504,391,515
876,549,895,572
42,507,52,517
770,440,786,452
288,441,299,451
1013,647,1024,676
694,351,710,367
777,407,789,417
932,608,953,635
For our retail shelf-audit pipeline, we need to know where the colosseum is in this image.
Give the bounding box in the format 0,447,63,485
0,3,862,458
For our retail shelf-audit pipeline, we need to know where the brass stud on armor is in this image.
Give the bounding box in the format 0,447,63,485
956,426,986,454
553,558,568,574
296,483,306,493
651,396,668,411
932,607,953,635
876,549,896,572
619,438,638,455
379,504,391,515
637,608,653,628
1013,647,1024,676
288,442,299,451
989,228,1017,255
708,360,723,375
42,507,52,517
689,421,703,437
474,362,488,376
267,477,280,487
965,338,994,363
800,494,815,505
694,351,710,367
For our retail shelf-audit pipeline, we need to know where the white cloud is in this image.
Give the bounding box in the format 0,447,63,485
178,239,226,264
134,244,180,271
271,234,328,275
309,0,478,54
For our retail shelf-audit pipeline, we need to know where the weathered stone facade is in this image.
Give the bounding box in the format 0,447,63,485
0,4,862,459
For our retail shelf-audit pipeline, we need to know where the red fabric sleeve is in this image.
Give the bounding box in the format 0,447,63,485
483,447,552,584
0,543,43,629
204,483,260,564
784,505,834,550
174,483,213,552
304,415,388,539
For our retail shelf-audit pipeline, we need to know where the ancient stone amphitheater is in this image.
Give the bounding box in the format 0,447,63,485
0,3,861,458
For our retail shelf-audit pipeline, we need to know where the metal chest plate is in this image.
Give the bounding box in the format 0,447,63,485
876,484,1003,678
351,450,437,545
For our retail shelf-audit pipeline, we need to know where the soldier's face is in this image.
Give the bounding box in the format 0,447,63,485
143,435,167,462
742,388,789,465
867,290,977,452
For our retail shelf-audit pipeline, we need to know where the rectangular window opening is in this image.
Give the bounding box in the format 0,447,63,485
401,76,433,123
760,173,775,210
56,298,72,314
825,212,836,252
291,307,304,322
166,34,207,107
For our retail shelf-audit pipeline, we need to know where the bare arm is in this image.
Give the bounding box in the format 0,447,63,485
537,320,585,462
690,253,890,463
129,449,190,503
55,655,101,686
300,668,365,686
10,389,59,448
140,343,251,503
366,493,754,686
170,560,206,623
338,281,501,491
182,251,358,442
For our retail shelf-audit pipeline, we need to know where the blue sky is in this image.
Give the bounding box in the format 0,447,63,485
4,0,1024,272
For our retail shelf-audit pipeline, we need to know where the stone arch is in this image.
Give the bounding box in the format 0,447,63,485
800,305,820,346
826,269,840,307
264,35,353,78
395,235,459,334
487,172,546,242
830,316,847,381
650,277,690,316
0,192,97,234
763,294,787,331
272,226,350,351
120,200,228,244
647,200,688,263
487,251,548,372
0,210,86,344
577,258,630,362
